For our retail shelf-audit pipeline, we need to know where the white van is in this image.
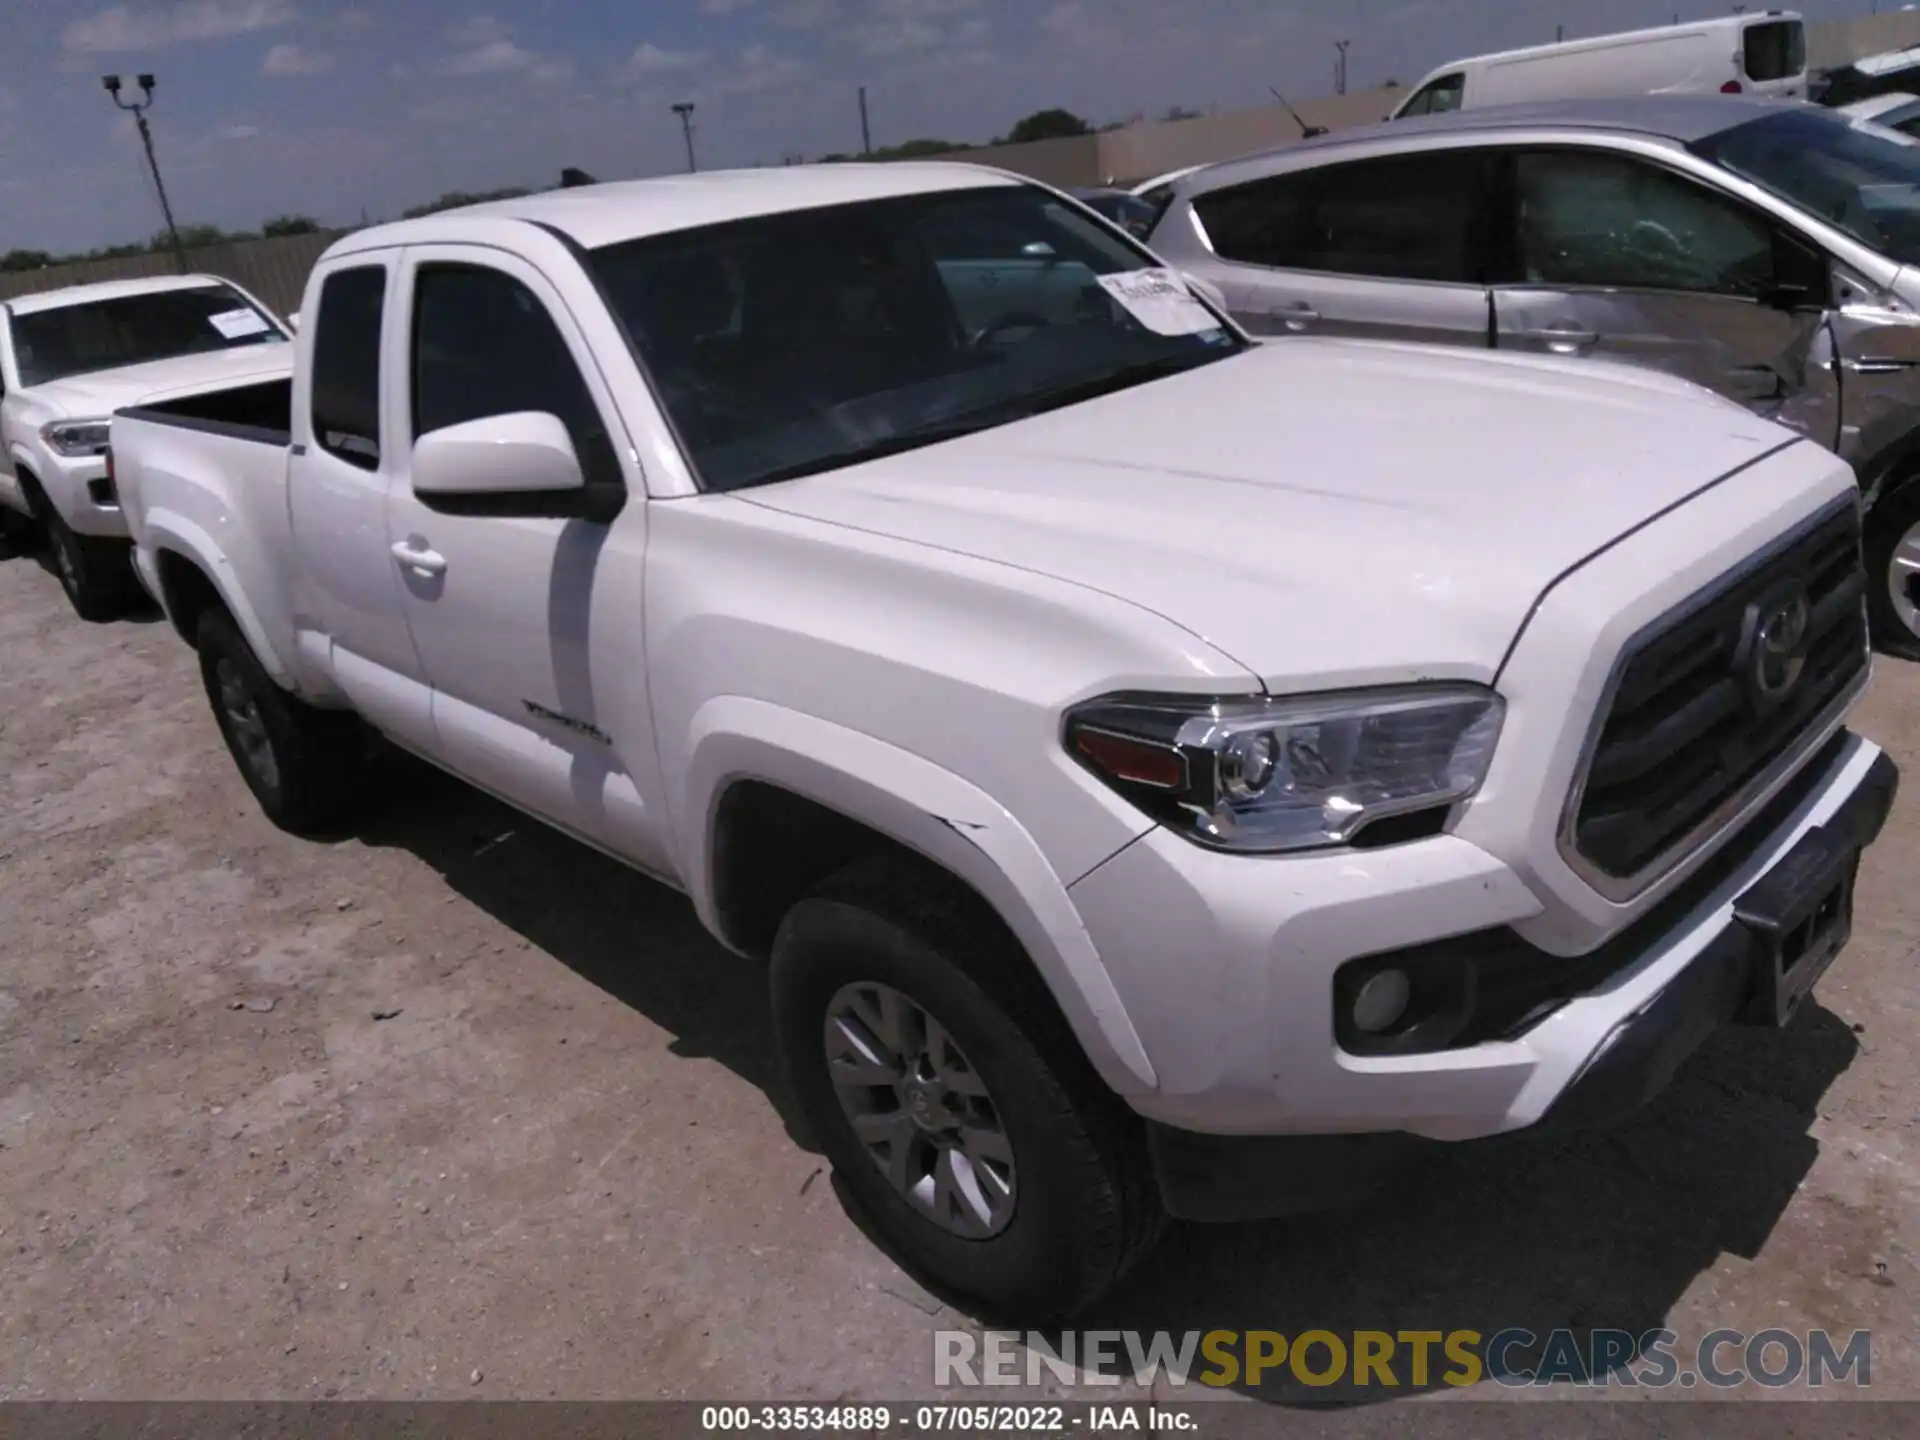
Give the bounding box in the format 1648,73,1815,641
1391,11,1806,119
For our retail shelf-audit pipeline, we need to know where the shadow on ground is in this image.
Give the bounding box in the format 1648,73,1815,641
345,752,1861,1408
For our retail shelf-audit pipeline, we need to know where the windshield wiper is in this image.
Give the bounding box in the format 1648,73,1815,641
738,417,1016,488
1017,353,1229,418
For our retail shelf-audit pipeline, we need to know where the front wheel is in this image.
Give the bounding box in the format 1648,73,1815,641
196,607,364,834
771,859,1163,1321
43,508,129,623
1866,482,1920,661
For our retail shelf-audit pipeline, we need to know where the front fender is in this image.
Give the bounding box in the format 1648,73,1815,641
679,696,1158,1097
143,509,296,689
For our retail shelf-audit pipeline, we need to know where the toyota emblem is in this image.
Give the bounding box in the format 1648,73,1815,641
1744,586,1813,705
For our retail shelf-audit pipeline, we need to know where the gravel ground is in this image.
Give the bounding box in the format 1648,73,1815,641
2,542,1918,1417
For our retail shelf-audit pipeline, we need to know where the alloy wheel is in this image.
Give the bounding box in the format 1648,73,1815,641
215,657,280,792
823,980,1017,1240
1892,519,1920,644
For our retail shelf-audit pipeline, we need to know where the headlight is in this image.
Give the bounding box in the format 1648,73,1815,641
1065,685,1504,853
41,419,111,457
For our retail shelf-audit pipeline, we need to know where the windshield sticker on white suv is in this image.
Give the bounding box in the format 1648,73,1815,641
1097,269,1219,336
208,308,271,340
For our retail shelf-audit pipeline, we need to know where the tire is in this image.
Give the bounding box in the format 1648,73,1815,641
1867,481,1920,662
41,506,129,623
0,505,33,560
195,606,364,834
770,856,1164,1321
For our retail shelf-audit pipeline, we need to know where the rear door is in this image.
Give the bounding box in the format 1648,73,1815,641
1491,145,1841,447
1189,148,1495,346
285,253,437,751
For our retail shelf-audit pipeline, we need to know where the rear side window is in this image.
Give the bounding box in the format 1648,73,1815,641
1195,151,1487,283
309,266,385,471
410,263,620,488
1744,20,1805,82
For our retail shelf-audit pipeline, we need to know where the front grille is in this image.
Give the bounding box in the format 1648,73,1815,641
1569,503,1867,885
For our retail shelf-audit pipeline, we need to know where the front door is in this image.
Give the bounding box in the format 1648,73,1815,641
1492,147,1841,448
382,244,670,873
1188,148,1494,347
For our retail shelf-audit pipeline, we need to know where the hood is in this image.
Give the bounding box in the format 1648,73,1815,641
23,344,295,419
743,339,1797,688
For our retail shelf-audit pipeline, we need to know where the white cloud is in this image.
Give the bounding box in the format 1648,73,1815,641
262,42,334,74
717,42,806,94
63,0,297,53
331,6,376,28
0,84,15,114
446,13,512,48
626,43,706,76
218,122,262,139
434,37,539,75
769,0,836,28
698,0,755,11
530,57,575,83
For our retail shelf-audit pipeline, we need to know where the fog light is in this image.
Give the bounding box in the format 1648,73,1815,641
87,476,118,508
1351,968,1412,1034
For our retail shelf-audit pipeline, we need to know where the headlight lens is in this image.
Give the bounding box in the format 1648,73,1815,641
41,419,111,457
1066,685,1504,853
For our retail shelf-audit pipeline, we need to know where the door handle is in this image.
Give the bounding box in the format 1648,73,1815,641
1522,325,1599,354
1267,302,1320,332
391,539,447,577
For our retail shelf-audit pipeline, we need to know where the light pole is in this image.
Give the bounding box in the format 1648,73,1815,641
671,101,697,172
102,72,186,273
1334,39,1350,96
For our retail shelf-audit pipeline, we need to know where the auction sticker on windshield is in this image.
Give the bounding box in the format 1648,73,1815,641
208,308,271,339
1097,268,1218,336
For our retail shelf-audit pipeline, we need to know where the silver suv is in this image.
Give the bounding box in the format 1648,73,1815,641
1145,96,1920,655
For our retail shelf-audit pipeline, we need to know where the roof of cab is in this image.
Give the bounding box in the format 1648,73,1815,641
332,162,1025,256
5,273,231,317
1178,94,1814,195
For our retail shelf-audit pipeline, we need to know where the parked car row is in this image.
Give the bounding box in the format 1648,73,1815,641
0,140,1903,1320
1143,95,1920,659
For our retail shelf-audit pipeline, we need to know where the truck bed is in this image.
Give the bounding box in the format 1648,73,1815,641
117,377,292,447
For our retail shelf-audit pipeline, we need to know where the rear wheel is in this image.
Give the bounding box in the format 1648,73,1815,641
196,606,363,833
770,857,1163,1320
1867,482,1920,662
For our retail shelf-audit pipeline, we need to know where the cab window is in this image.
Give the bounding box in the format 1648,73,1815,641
1398,73,1464,118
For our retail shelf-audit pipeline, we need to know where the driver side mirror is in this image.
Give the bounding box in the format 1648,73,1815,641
413,410,584,498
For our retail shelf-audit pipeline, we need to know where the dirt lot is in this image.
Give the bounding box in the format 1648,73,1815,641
2,544,1919,1416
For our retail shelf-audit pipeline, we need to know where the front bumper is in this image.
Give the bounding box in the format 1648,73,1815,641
41,450,126,539
1069,732,1896,1216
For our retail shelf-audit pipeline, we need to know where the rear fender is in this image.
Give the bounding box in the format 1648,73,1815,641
144,511,296,688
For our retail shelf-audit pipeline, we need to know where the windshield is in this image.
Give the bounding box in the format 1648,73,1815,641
10,282,287,387
1693,106,1920,264
586,184,1244,492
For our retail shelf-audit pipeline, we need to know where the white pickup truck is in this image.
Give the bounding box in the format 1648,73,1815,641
111,163,1898,1317
0,275,291,619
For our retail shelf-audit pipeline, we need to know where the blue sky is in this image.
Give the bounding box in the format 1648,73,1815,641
0,0,1887,252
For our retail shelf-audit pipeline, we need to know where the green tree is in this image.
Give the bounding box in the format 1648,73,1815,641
1005,108,1090,144
401,186,531,219
0,249,53,272
261,214,321,237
